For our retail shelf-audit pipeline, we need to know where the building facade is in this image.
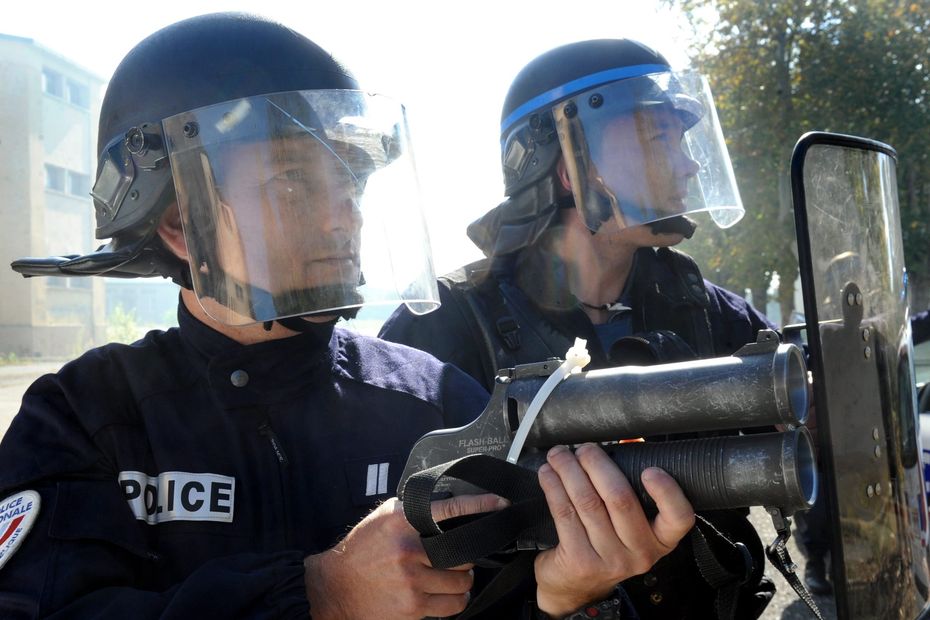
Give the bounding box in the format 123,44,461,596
0,34,106,358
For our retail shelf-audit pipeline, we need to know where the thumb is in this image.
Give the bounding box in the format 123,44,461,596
430,493,510,523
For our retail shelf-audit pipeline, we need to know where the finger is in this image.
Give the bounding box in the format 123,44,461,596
413,565,474,595
447,563,475,572
430,492,509,523
423,592,471,618
577,443,654,548
641,467,695,551
546,444,622,553
537,454,595,553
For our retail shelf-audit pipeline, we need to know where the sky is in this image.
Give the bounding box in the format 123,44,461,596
2,0,694,275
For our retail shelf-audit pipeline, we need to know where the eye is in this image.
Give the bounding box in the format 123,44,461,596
273,167,311,184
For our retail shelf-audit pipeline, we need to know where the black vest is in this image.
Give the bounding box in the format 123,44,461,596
440,246,716,385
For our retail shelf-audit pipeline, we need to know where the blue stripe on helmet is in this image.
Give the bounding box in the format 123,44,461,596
500,63,670,140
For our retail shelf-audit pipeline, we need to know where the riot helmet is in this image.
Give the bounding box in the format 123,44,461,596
469,39,743,257
12,13,439,326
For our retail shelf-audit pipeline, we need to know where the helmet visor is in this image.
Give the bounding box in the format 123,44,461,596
164,90,438,325
553,70,744,232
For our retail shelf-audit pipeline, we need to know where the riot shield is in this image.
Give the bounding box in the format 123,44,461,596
793,132,930,619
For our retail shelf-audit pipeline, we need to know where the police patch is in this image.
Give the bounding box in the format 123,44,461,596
119,471,235,524
0,490,40,570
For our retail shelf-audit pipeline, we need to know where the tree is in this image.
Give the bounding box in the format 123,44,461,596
106,304,141,345
671,0,930,318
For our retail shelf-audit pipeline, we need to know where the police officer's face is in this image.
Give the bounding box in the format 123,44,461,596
215,134,363,294
595,106,700,218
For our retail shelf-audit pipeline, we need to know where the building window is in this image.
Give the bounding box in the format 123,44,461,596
42,67,64,98
67,80,89,109
68,171,91,197
45,164,65,192
47,277,92,290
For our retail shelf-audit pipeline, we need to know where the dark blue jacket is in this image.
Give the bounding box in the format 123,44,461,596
0,304,487,618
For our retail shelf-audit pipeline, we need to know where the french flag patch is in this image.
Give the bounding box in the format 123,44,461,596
0,490,40,570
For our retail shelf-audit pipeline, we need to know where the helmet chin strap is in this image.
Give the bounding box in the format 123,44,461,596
584,181,698,240
648,215,698,238
202,264,364,331
272,306,361,333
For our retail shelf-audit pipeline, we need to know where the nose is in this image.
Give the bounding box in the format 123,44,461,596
676,148,700,179
320,196,362,234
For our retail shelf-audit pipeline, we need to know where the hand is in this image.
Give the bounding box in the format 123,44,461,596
534,443,695,617
304,494,505,619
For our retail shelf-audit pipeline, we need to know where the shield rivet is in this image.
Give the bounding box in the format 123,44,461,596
872,427,880,440
874,445,881,458
862,328,870,341
864,346,872,359
867,485,875,498
875,482,882,495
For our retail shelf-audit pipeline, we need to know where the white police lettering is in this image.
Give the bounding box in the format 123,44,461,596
0,490,40,570
118,471,235,524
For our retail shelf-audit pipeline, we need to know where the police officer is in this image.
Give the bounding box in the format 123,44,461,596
0,15,695,619
380,39,777,619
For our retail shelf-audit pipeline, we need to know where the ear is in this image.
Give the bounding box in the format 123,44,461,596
555,156,572,193
156,204,189,261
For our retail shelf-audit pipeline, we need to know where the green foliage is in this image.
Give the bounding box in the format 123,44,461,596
671,0,930,315
107,304,142,344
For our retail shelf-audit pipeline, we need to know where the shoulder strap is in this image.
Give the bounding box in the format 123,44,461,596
439,260,508,388
631,248,716,357
445,264,574,384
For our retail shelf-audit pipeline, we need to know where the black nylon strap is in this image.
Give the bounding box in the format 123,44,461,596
766,528,824,620
402,455,557,569
689,516,753,620
403,456,558,620
455,551,537,620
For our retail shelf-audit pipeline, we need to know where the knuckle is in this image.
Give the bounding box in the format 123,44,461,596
551,501,579,522
604,487,640,514
431,502,451,522
398,561,419,585
629,553,659,576
396,544,421,567
574,489,605,514
574,556,600,579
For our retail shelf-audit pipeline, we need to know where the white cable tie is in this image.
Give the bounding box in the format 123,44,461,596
506,338,591,464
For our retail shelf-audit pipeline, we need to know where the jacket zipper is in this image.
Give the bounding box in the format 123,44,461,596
258,416,293,545
258,420,289,466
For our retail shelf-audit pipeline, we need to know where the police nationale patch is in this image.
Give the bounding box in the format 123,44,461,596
0,490,40,570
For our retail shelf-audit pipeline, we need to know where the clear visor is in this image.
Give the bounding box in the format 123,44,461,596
163,90,438,326
552,70,744,232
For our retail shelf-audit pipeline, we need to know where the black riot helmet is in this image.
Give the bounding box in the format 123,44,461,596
12,13,441,326
500,39,672,198
12,13,358,285
468,38,743,258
